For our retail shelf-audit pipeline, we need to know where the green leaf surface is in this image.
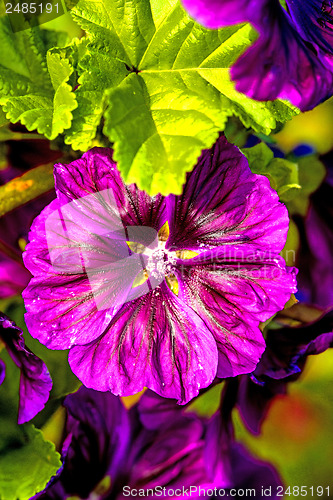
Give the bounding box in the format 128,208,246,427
72,0,155,67
63,37,128,150
150,0,178,26
286,154,326,215
0,106,8,127
64,0,155,150
242,142,301,202
104,71,228,193
0,424,61,500
65,0,298,195
0,18,77,140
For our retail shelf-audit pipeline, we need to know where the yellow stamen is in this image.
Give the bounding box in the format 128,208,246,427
132,269,149,288
93,475,112,496
158,221,170,242
175,250,198,259
126,241,146,254
165,274,179,296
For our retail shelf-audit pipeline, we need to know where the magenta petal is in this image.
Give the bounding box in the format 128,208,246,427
23,200,63,277
214,322,264,378
23,274,112,349
0,314,52,424
286,0,333,56
176,256,296,377
166,135,290,254
17,358,52,424
0,259,31,299
181,0,250,28
68,282,218,404
178,249,298,323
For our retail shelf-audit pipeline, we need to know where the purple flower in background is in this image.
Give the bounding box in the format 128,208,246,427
204,381,283,499
181,0,333,110
236,304,333,434
0,313,52,424
295,161,333,307
32,387,282,499
23,136,296,404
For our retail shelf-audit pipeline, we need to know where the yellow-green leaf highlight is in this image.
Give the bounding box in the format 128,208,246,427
0,164,54,217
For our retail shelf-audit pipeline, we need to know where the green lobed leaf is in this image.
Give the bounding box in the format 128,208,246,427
65,0,298,195
64,0,155,150
47,50,78,136
242,142,301,202
63,37,129,150
0,424,61,500
0,18,77,140
104,71,228,193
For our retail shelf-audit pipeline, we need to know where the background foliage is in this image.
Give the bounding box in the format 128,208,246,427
0,1,332,499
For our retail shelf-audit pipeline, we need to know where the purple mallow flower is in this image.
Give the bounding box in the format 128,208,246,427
181,0,333,110
23,136,296,404
203,380,283,500
32,387,282,499
0,313,52,424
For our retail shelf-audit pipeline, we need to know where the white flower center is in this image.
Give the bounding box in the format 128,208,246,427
145,241,177,279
